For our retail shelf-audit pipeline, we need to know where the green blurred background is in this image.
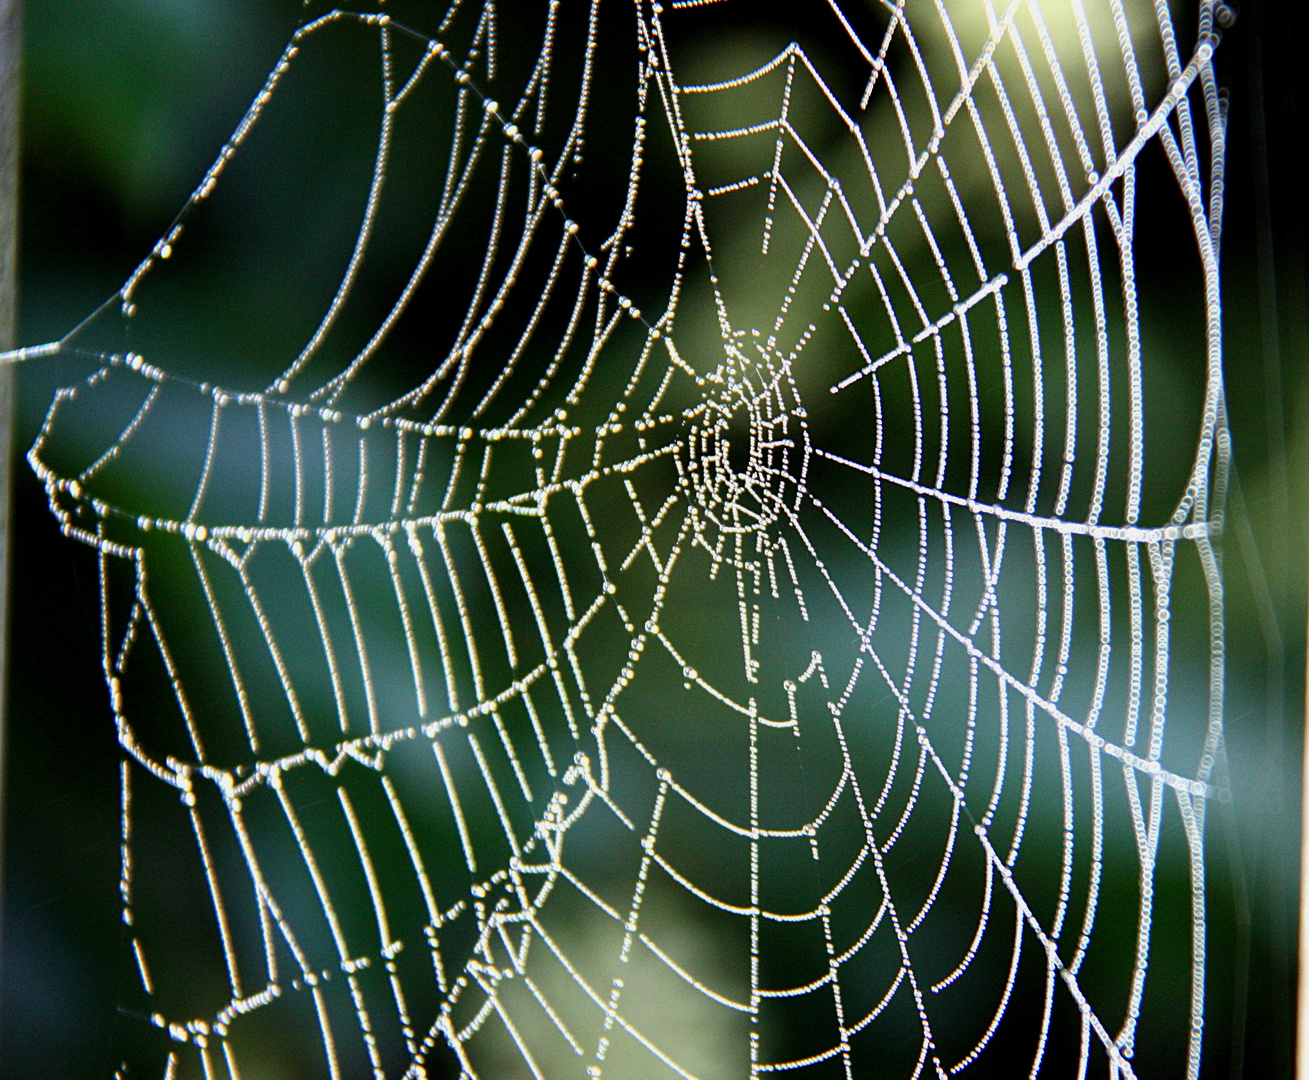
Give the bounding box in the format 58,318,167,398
0,0,1305,1076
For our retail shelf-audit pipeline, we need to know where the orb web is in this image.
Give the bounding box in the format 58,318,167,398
20,0,1230,1078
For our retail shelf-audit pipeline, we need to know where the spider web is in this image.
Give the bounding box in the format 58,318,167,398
19,0,1230,1077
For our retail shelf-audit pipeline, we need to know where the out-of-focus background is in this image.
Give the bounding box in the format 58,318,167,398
0,0,1305,1076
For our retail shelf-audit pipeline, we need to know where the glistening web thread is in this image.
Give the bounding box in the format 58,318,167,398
19,0,1231,1077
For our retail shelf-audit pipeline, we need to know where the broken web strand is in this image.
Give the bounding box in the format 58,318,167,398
12,0,1234,1078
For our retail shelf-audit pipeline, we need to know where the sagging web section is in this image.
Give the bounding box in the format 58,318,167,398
22,0,1229,1078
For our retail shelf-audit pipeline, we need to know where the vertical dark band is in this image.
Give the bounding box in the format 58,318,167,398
0,0,19,992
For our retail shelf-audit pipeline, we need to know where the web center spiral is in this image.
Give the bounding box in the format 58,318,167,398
682,341,807,537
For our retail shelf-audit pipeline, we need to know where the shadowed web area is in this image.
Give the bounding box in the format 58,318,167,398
16,0,1235,1076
